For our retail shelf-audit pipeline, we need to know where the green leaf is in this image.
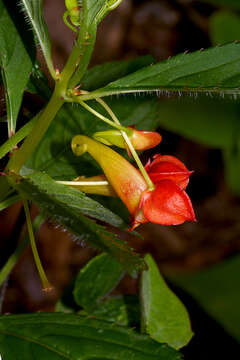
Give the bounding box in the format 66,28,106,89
81,55,155,91
12,170,146,275
74,253,124,311
20,170,125,228
0,313,181,360
26,62,52,100
210,11,240,45
20,0,55,78
82,295,141,327
169,255,240,343
141,254,193,350
0,0,35,134
156,98,240,148
81,42,240,99
82,0,122,27
83,0,106,26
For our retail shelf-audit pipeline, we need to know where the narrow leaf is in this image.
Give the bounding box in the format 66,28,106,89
74,253,124,311
82,0,123,27
19,169,125,228
83,0,106,26
11,170,146,274
20,0,55,78
0,313,181,360
81,42,240,99
141,254,193,350
0,0,35,134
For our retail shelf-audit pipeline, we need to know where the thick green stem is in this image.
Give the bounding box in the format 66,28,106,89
22,199,52,291
7,91,64,173
0,114,39,161
96,98,155,190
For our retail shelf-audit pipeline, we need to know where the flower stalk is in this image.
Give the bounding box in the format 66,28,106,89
22,198,52,291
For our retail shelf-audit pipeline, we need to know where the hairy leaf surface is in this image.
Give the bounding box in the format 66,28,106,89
12,170,145,274
81,43,240,99
21,0,55,77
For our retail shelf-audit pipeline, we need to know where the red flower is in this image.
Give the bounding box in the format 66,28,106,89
131,180,196,230
130,154,195,230
71,136,196,231
145,154,193,189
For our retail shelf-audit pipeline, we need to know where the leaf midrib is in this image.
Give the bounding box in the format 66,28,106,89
0,324,173,359
0,329,71,359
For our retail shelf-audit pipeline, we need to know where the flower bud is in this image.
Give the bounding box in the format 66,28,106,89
93,127,161,152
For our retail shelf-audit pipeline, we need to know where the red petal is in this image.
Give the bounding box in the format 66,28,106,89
141,180,196,225
146,155,192,189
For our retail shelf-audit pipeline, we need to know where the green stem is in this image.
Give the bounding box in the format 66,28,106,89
76,99,126,131
7,91,64,174
22,199,52,291
0,214,45,288
96,98,155,190
6,18,94,174
0,114,39,161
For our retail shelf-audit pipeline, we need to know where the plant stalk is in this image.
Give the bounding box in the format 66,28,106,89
22,199,52,291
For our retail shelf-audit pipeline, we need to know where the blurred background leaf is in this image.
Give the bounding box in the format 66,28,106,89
210,11,240,45
169,255,240,343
